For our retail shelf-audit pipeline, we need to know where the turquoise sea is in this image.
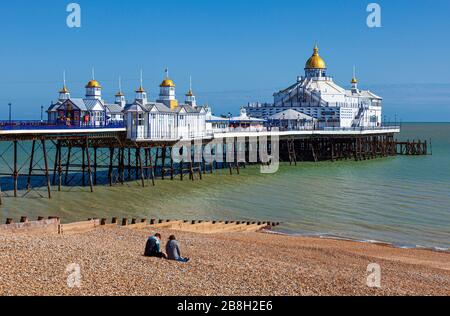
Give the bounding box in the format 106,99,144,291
0,123,449,250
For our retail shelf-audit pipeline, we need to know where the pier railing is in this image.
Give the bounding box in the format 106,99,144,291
0,120,125,131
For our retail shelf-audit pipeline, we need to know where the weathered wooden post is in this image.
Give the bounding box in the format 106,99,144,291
41,138,52,199
85,137,94,193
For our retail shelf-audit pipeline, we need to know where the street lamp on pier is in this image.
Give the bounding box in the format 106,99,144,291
8,103,12,124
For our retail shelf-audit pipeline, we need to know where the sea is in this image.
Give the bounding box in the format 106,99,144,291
0,123,449,251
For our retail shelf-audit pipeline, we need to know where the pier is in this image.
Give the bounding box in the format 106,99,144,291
0,122,429,204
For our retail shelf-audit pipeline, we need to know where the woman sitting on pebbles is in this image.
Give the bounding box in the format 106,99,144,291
144,233,167,259
166,235,190,263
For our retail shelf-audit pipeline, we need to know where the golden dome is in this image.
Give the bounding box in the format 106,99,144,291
86,80,101,88
305,45,327,69
116,91,124,97
351,77,358,84
186,89,193,97
59,86,69,94
160,79,176,87
135,86,146,93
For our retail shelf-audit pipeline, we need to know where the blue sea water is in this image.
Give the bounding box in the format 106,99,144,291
0,123,449,250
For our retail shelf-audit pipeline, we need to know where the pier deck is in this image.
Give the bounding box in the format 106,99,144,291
0,124,431,205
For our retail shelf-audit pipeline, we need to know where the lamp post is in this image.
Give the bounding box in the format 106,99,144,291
8,103,12,124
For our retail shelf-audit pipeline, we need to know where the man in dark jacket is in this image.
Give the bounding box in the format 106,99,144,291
166,235,190,263
144,233,167,258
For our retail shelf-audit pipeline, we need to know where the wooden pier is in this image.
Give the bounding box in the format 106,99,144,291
0,126,430,204
396,139,432,156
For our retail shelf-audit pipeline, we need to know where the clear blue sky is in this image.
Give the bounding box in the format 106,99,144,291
0,0,449,121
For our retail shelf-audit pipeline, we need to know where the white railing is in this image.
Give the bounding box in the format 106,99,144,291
131,125,400,141
212,127,266,134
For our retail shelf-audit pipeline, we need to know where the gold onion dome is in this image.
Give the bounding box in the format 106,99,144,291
186,89,193,97
86,80,101,88
351,77,358,84
116,91,124,96
60,86,69,93
305,45,327,69
160,79,176,87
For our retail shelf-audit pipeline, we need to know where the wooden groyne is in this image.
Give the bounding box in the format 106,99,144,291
0,217,280,236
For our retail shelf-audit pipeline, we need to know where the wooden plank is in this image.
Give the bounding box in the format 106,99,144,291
124,222,149,230
60,219,100,235
0,219,60,235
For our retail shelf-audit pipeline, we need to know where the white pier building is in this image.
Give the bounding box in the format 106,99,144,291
245,46,383,128
123,72,207,141
47,77,125,127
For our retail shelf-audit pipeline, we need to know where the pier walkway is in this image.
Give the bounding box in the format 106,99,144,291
0,122,430,204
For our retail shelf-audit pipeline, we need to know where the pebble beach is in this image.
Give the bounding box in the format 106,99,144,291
0,226,449,296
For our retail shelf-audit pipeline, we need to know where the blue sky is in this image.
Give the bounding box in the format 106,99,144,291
0,0,449,121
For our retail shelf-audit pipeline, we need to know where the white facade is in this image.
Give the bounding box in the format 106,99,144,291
124,75,207,141
245,46,383,128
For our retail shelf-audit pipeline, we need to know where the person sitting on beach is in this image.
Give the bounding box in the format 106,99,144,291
166,235,190,263
144,233,167,259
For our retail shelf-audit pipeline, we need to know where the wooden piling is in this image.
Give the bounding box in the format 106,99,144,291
27,140,36,190
85,137,94,193
41,138,52,199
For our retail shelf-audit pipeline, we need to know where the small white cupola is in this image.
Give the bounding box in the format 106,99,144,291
158,68,178,110
115,76,126,107
135,70,148,104
59,71,70,101
185,76,197,108
85,68,102,100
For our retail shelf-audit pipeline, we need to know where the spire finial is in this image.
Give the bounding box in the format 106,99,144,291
60,70,70,94
92,67,95,80
165,67,169,79
351,66,358,84
119,76,122,92
313,43,319,55
186,75,194,96
140,69,143,87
